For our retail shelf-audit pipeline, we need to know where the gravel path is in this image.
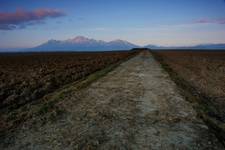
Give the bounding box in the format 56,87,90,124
1,51,224,149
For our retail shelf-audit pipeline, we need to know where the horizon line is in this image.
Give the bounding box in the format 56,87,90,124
1,35,225,50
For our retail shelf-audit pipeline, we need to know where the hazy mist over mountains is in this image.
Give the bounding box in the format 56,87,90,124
1,36,225,52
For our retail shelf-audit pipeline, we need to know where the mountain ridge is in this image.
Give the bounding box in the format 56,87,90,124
29,36,139,51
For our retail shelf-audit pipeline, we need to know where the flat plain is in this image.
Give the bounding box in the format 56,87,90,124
152,50,225,146
0,50,138,133
1,50,224,149
152,50,225,121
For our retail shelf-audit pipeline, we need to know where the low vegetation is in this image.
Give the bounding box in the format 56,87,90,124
151,50,225,145
0,51,138,111
0,50,139,134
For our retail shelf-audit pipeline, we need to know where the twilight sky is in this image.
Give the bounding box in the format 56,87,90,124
0,0,225,49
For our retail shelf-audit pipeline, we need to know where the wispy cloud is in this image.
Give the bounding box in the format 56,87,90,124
0,8,65,30
193,18,225,25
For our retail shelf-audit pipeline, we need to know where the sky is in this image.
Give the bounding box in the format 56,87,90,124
0,0,225,49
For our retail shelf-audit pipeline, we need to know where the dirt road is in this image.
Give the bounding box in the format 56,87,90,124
1,51,224,149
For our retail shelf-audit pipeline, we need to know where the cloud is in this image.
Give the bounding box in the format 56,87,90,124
193,18,225,25
0,8,65,30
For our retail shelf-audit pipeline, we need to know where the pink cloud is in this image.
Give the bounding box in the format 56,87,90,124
194,18,225,25
0,8,65,30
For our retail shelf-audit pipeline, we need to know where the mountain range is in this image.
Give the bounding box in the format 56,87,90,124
29,36,138,51
11,36,225,51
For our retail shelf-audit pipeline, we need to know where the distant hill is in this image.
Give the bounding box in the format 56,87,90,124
145,44,225,50
29,36,139,51
191,44,225,49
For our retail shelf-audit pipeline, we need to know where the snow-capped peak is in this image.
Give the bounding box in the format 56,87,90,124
67,36,94,43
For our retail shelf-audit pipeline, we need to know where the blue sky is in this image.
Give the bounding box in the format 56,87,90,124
0,0,225,48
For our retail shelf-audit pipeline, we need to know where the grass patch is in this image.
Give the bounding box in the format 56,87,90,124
76,63,118,89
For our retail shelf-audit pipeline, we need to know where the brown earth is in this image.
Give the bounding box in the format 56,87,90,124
152,51,225,121
1,51,223,149
0,51,137,111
